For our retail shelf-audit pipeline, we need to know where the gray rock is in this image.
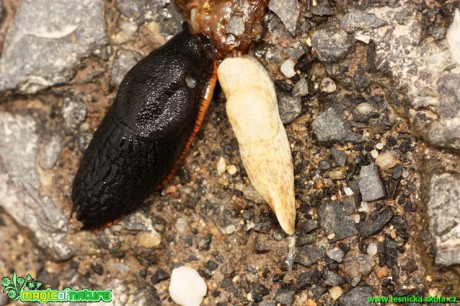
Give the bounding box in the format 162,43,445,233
0,113,72,260
226,16,245,36
269,0,299,35
323,269,343,286
295,244,326,267
39,136,62,170
427,73,460,150
0,0,108,93
318,201,357,241
359,163,386,202
275,284,296,305
292,78,308,97
251,283,270,303
311,26,353,63
428,173,460,265
341,9,387,33
339,286,373,306
111,49,143,88
312,108,361,144
312,0,334,17
299,219,318,234
331,148,348,167
62,96,87,133
116,0,151,20
358,207,393,238
326,247,345,263
278,93,302,124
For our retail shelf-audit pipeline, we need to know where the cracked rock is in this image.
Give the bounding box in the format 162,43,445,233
428,173,460,265
0,113,72,260
0,0,108,93
269,0,299,35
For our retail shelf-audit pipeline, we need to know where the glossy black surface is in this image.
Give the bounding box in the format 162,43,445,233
72,27,215,229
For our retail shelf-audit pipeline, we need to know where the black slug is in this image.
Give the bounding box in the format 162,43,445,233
72,24,217,229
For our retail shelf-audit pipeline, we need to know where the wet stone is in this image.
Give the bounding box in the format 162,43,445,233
338,286,373,306
296,271,321,290
39,137,62,170
251,283,270,303
318,201,358,242
359,163,386,202
358,207,393,239
0,0,107,93
278,92,302,124
330,148,348,167
111,49,143,88
275,284,296,305
341,9,387,33
311,26,353,63
269,0,300,35
312,108,361,145
115,0,161,22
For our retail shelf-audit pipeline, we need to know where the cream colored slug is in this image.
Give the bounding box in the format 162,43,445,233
217,55,296,234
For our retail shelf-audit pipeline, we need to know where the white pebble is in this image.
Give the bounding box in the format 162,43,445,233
226,165,237,175
370,150,379,159
320,77,336,93
217,157,226,176
375,151,397,170
358,202,369,213
356,103,375,115
176,217,188,233
367,243,378,256
225,224,237,234
280,59,296,78
329,286,343,301
375,143,384,150
169,266,207,306
344,187,354,196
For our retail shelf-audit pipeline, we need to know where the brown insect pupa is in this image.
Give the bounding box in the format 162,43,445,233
217,55,296,234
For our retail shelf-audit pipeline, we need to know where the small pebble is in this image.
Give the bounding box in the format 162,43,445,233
370,150,379,159
169,266,207,306
280,59,297,78
137,230,162,248
329,286,343,301
344,187,354,196
356,103,375,115
375,151,398,170
226,165,237,175
176,218,188,233
217,157,226,176
375,143,384,150
320,77,337,93
225,224,237,234
367,243,378,256
292,78,309,97
376,265,389,279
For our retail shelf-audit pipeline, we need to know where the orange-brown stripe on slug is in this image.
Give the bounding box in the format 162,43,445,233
159,60,218,188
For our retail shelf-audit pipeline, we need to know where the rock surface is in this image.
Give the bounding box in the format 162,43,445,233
0,0,107,93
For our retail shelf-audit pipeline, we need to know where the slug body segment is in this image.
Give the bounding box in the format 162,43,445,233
217,56,296,234
72,28,216,229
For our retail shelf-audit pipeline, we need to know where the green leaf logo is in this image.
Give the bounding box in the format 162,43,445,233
2,273,40,301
